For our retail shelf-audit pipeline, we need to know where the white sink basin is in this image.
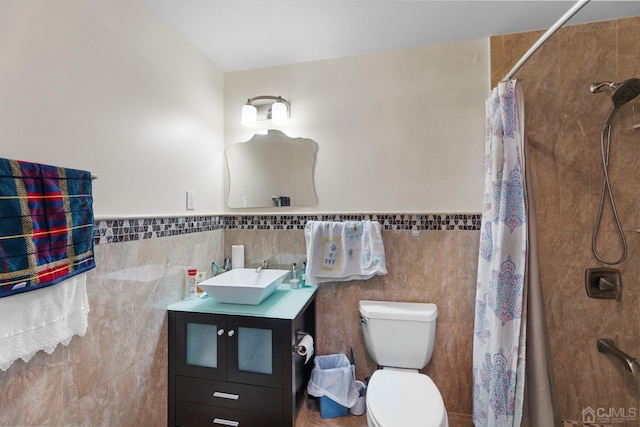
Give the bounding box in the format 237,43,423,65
198,268,289,305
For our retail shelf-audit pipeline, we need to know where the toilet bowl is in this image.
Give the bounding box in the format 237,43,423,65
359,300,448,427
365,368,448,427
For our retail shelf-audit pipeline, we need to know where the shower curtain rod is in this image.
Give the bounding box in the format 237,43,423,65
502,0,590,82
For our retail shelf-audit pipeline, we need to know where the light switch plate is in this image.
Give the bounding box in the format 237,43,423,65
186,190,195,210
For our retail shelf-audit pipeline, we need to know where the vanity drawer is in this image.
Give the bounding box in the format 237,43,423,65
176,376,283,416
176,400,283,427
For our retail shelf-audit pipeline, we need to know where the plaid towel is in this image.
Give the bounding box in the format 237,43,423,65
0,158,95,298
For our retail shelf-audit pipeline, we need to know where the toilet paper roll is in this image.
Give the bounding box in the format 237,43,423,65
231,245,244,269
296,334,314,364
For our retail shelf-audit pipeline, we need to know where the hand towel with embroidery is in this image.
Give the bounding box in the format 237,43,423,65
0,158,95,298
304,220,387,285
0,273,90,370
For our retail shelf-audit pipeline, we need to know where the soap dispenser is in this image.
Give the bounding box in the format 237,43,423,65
290,263,300,289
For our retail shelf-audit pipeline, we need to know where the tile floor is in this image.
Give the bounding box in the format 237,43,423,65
294,397,367,427
294,396,474,427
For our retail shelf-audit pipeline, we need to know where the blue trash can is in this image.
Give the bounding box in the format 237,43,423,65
306,354,359,418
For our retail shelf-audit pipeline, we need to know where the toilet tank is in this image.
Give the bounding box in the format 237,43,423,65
359,300,437,370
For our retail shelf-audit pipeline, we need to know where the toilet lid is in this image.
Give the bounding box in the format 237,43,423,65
367,370,446,427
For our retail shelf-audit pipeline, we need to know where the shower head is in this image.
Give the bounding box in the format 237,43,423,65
592,78,640,125
611,78,640,108
590,78,639,265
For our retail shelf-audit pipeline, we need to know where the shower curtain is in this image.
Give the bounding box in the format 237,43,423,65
472,80,560,427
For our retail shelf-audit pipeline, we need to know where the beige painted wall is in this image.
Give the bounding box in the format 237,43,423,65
0,0,225,218
1,1,488,218
224,39,489,214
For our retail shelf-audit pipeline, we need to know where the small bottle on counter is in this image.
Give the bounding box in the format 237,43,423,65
187,268,197,297
196,271,206,295
290,262,299,289
300,261,307,287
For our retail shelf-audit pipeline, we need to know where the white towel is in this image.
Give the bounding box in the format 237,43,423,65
0,273,90,371
304,220,387,285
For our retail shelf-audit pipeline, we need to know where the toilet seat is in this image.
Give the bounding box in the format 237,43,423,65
366,369,448,427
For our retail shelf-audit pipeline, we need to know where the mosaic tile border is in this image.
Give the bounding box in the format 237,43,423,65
225,213,482,231
94,216,225,245
94,213,481,245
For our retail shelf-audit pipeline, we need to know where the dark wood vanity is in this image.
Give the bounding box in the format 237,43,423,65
168,285,317,427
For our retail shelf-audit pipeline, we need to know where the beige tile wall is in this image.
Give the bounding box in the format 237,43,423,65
0,225,479,425
226,228,480,420
0,231,223,426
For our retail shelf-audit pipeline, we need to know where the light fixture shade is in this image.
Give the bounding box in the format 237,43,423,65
241,104,257,127
271,101,288,125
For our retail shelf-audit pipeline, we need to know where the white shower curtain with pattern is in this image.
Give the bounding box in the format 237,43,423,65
473,80,527,427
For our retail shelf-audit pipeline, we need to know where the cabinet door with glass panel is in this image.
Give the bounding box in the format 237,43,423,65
175,312,284,388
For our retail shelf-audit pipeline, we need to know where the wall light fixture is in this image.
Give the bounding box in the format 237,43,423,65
241,95,290,127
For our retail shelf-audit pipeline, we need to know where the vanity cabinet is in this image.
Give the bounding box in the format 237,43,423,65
168,285,317,427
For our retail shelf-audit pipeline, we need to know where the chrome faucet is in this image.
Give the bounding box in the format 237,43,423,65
255,259,268,273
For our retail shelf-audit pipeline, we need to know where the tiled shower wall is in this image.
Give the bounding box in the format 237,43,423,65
492,16,640,424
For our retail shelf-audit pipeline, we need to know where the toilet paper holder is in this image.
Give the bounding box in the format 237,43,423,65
293,330,311,353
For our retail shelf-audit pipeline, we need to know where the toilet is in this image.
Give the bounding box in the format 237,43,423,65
359,300,448,427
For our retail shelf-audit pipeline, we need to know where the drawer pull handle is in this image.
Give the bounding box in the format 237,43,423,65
213,418,239,427
213,391,240,400
217,328,225,336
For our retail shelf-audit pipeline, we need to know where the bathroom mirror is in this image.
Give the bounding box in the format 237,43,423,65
226,129,318,208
